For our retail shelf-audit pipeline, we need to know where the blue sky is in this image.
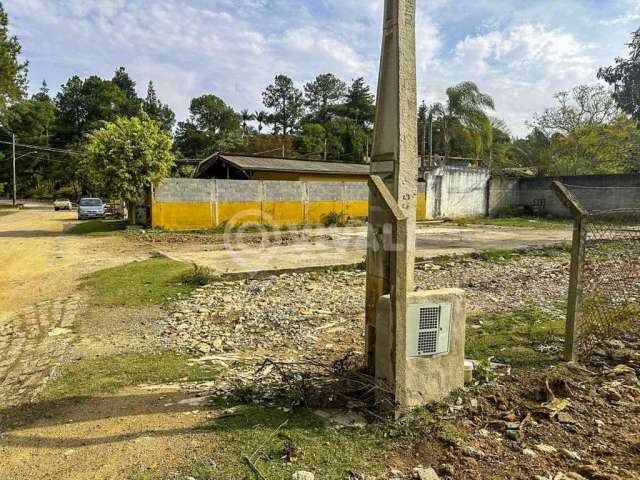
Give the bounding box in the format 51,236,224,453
4,0,639,136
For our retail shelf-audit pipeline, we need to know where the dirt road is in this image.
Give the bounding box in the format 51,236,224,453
0,205,147,325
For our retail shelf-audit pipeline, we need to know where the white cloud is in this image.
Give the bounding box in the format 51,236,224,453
417,23,598,135
2,0,631,138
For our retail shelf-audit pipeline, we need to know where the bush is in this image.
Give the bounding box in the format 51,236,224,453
179,263,217,286
494,207,524,218
322,211,347,227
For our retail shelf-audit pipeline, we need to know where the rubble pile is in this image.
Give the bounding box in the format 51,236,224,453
161,248,574,360
161,271,367,358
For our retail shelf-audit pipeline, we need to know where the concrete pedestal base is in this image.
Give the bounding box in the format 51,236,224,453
375,288,466,411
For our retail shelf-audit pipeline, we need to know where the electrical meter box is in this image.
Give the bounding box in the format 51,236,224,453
375,289,466,411
406,303,452,357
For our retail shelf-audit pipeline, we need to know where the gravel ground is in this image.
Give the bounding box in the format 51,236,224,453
160,248,572,361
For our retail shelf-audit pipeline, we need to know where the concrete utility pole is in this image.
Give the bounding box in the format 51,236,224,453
12,134,17,208
365,0,418,370
429,116,434,169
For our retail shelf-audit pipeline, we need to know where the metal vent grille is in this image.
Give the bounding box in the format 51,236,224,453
418,331,438,354
407,302,452,357
419,306,440,330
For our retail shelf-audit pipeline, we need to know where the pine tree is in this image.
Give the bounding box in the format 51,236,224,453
142,81,175,131
0,2,28,113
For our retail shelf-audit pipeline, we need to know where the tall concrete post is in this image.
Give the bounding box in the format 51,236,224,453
365,0,418,371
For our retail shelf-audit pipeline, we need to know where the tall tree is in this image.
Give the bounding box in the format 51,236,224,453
112,67,141,117
240,109,255,137
7,81,55,144
2,83,56,195
0,2,28,114
304,73,347,123
325,118,368,162
430,81,495,160
530,85,620,175
293,122,326,155
82,116,175,223
531,85,619,135
54,75,129,145
598,28,640,122
142,81,175,131
262,75,304,136
343,77,375,126
174,94,241,158
254,110,268,133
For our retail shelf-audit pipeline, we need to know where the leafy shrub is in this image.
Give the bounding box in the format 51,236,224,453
494,207,523,218
322,211,347,227
179,263,217,286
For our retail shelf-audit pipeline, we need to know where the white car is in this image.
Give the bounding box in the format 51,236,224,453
53,199,72,211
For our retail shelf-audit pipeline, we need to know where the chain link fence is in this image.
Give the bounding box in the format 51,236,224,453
552,182,640,361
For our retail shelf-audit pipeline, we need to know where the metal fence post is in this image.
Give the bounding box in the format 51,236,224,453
551,181,588,362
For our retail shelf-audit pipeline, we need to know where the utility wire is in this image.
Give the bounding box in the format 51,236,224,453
0,139,84,156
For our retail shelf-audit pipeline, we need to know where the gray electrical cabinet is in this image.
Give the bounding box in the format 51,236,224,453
406,303,452,357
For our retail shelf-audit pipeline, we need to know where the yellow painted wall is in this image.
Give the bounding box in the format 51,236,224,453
262,201,305,226
416,191,427,221
217,201,262,226
152,202,213,229
153,193,427,229
253,171,367,183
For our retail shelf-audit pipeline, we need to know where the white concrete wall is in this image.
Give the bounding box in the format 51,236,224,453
424,166,490,219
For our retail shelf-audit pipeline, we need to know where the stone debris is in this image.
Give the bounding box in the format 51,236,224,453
313,409,367,428
292,471,315,480
536,443,558,454
161,271,367,358
561,449,582,461
462,446,485,460
412,467,440,480
160,248,575,363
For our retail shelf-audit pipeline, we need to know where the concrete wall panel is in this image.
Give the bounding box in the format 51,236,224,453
425,167,490,219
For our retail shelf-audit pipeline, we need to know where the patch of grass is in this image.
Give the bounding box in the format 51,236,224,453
172,406,388,480
454,216,571,230
44,351,215,399
177,263,217,286
81,257,195,307
466,304,566,368
437,420,466,446
321,211,348,228
67,219,127,235
470,248,522,263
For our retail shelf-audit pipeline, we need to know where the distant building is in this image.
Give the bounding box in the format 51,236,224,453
193,153,370,182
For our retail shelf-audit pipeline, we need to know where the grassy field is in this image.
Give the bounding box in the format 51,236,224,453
466,304,565,367
67,219,127,235
80,256,196,307
44,351,215,400
453,216,571,230
148,407,389,480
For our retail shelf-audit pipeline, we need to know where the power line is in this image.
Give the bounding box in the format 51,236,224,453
0,139,84,156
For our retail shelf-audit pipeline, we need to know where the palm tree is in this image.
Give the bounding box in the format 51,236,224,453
240,109,255,137
254,110,268,134
430,81,495,161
